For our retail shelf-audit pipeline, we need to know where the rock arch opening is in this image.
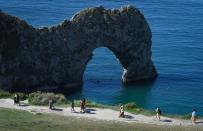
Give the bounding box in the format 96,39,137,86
83,47,123,83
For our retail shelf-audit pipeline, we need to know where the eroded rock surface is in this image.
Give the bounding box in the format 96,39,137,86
0,5,157,92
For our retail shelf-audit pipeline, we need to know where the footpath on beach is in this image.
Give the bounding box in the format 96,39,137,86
0,98,202,126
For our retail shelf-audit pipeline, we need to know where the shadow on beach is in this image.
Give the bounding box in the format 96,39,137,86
195,121,203,124
19,102,29,107
85,108,96,111
161,119,172,123
85,108,96,114
124,115,134,119
70,108,96,114
51,108,63,111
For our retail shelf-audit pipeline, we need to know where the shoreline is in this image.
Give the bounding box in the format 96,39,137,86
0,98,202,126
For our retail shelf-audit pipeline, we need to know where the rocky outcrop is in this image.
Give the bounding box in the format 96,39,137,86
0,5,157,92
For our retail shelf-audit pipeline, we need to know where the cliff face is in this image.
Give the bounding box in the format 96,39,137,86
0,5,157,92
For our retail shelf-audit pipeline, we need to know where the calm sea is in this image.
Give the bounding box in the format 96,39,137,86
1,0,203,116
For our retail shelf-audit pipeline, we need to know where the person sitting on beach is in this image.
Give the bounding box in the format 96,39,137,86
155,107,162,121
119,105,125,118
191,109,197,123
71,100,75,112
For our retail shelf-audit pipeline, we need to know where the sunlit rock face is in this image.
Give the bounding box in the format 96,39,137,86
0,5,157,92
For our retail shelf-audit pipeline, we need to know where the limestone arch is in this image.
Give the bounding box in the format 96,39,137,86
69,6,157,87
0,5,157,92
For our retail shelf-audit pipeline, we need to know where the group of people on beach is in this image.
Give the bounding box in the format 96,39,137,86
119,106,197,123
70,98,86,113
71,98,86,113
47,97,87,113
118,105,198,124
154,107,198,123
13,95,198,123
118,106,162,120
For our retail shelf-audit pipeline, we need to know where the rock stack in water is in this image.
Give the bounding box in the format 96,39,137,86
0,5,157,92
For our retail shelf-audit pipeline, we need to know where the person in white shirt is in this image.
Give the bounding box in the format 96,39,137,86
119,105,125,118
191,109,197,123
155,107,162,121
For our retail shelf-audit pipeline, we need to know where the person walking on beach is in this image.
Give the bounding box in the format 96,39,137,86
155,107,162,121
191,109,197,123
14,94,20,105
71,100,75,112
119,105,125,118
80,98,85,113
17,94,20,105
49,98,54,110
83,98,86,110
14,94,17,105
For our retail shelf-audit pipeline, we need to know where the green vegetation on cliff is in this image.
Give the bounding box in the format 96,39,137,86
28,91,69,106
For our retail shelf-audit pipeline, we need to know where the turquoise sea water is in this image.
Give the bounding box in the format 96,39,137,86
1,0,203,115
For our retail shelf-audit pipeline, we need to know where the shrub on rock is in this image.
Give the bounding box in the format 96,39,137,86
28,91,69,105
